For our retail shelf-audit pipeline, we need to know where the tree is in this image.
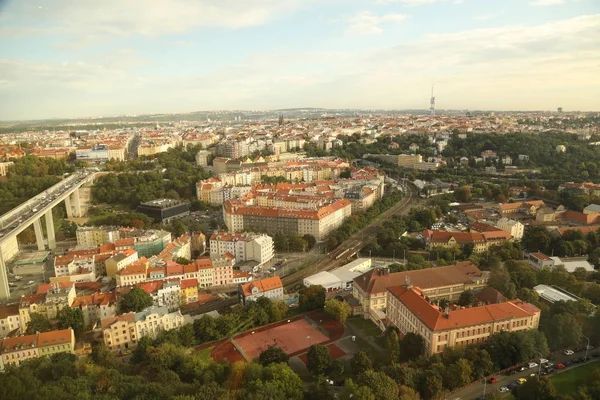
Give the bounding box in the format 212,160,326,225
351,351,373,375
514,376,556,400
357,370,399,400
193,315,219,343
446,358,473,389
398,385,421,400
120,287,154,313
306,344,331,376
324,299,352,323
175,257,190,265
299,285,326,311
340,168,352,179
543,313,582,350
307,374,333,399
258,345,289,366
25,313,52,334
399,332,425,362
56,307,84,336
420,370,443,400
385,329,401,364
457,290,477,307
454,186,472,202
588,247,600,268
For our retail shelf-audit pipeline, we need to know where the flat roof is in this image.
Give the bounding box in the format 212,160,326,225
549,257,595,273
533,284,579,303
15,251,50,265
304,271,340,287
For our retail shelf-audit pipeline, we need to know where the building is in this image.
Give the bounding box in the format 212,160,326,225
387,284,540,355
352,262,489,323
115,259,150,287
224,199,352,240
195,150,211,167
76,226,121,247
533,284,579,304
0,304,20,338
137,199,190,223
71,292,118,329
180,279,199,304
526,252,554,270
105,249,139,277
583,204,600,215
497,200,546,216
134,306,185,341
209,232,274,266
303,258,372,292
0,161,14,176
424,229,512,254
555,145,566,153
18,283,76,332
101,313,137,351
238,276,284,305
496,217,525,240
0,329,75,370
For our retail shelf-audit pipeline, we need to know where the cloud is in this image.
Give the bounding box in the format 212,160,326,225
0,0,307,39
374,0,447,4
345,11,408,34
474,14,494,21
530,0,565,5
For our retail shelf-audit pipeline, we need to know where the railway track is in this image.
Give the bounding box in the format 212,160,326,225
282,184,418,290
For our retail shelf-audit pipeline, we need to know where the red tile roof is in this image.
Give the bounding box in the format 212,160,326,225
180,279,197,290
240,276,283,297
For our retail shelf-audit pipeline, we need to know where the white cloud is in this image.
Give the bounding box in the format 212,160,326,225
374,0,447,4
474,14,494,21
0,0,307,38
346,11,408,34
530,0,565,5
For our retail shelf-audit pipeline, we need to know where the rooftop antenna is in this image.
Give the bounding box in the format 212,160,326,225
429,86,436,116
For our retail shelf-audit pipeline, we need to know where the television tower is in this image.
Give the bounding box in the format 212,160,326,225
429,86,436,116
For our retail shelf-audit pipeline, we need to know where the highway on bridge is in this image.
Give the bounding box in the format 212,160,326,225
0,171,95,299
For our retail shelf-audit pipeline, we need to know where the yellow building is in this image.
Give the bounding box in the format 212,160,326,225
0,328,75,370
387,284,540,355
19,283,76,332
180,279,198,304
101,313,137,351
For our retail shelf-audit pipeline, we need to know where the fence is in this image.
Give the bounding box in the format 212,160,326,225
304,314,330,338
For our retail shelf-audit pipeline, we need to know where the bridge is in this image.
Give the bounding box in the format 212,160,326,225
0,171,96,299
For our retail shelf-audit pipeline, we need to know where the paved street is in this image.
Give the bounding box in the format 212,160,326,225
447,349,598,400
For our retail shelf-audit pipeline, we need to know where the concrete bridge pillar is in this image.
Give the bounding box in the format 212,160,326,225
45,210,56,249
0,251,9,300
33,219,45,251
72,189,82,217
65,195,73,218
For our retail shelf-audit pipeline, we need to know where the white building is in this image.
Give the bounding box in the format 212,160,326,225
134,306,185,340
533,284,579,304
0,304,20,338
239,276,284,305
76,226,120,247
303,258,372,292
210,232,274,266
497,217,524,240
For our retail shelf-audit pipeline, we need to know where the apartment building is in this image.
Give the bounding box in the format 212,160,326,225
0,328,75,370
18,283,76,332
212,255,234,286
0,304,20,338
105,249,139,277
180,279,199,304
239,276,284,305
76,226,121,247
496,200,546,216
423,229,512,254
209,232,274,266
0,161,14,176
224,199,352,240
387,284,540,355
101,306,185,351
115,259,150,287
352,262,489,318
136,280,182,310
71,292,118,329
496,217,525,240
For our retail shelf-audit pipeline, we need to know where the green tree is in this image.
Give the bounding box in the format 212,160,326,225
120,287,154,313
324,299,352,323
457,290,477,307
543,313,582,350
454,186,472,202
351,351,373,375
299,285,326,311
258,345,289,366
399,332,425,362
25,313,52,334
446,358,473,389
357,370,399,400
420,370,443,400
56,307,84,336
398,385,421,400
193,314,219,343
306,344,332,376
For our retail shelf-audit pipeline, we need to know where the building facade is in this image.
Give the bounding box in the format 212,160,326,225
239,276,284,305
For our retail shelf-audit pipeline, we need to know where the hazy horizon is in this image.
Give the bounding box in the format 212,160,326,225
1,0,599,121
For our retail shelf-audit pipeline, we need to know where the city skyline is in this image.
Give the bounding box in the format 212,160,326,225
0,0,599,120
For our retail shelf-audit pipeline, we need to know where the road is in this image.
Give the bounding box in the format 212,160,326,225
447,349,598,400
281,183,419,290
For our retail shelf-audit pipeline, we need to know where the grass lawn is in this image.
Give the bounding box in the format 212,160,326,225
346,317,383,337
197,347,214,363
353,335,387,366
551,361,599,394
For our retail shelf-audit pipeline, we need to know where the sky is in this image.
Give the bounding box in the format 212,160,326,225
0,0,599,120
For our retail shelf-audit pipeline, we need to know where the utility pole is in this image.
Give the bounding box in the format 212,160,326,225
583,335,591,362
482,375,487,398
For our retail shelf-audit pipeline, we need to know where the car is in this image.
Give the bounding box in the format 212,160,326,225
505,369,517,376
518,378,527,385
547,368,555,373
508,382,519,390
27,280,35,285
564,349,574,355
528,362,538,369
530,373,537,377
519,365,528,371
564,361,573,367
557,363,566,369
540,358,549,364
499,387,510,393
488,378,498,384
540,371,548,376
123,349,132,356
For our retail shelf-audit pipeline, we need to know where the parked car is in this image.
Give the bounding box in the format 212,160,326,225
499,387,510,393
488,378,498,384
564,349,574,355
519,365,528,371
564,361,573,367
528,362,538,369
540,358,549,364
508,382,519,390
27,280,35,285
557,363,566,369
518,378,527,385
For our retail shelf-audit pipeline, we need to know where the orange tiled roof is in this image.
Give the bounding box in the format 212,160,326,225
37,329,73,348
180,279,197,289
240,276,283,297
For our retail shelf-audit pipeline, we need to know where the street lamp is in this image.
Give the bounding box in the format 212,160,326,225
537,352,544,376
307,336,312,346
583,335,591,362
